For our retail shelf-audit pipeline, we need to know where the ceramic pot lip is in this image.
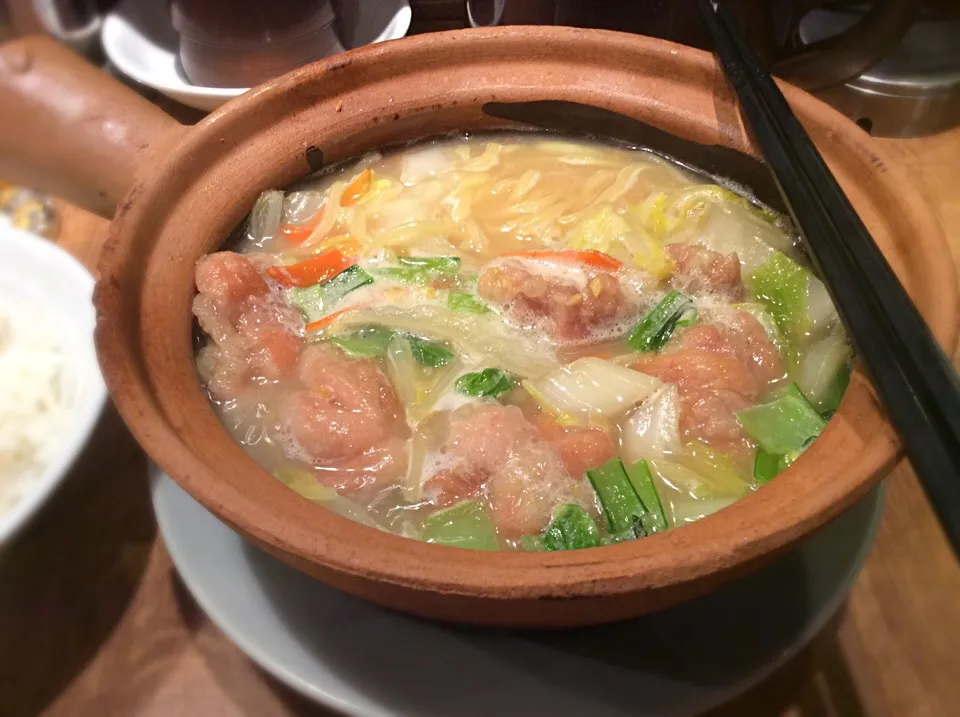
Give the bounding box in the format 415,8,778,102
94,26,957,605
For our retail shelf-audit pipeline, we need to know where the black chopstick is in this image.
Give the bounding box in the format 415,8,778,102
697,0,960,555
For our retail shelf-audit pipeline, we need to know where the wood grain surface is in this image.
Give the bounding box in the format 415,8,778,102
1,127,958,717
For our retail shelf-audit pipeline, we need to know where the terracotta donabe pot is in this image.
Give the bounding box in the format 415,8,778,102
0,31,954,627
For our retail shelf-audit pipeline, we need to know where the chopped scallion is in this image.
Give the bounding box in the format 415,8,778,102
627,290,692,352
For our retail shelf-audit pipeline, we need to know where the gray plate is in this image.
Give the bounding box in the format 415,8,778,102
152,469,883,717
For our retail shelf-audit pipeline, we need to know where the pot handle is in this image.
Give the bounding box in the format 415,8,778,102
0,36,184,219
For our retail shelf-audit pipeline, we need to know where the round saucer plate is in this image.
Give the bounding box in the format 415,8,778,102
102,0,412,111
153,468,883,717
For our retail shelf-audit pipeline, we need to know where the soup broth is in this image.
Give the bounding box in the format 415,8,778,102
193,134,850,551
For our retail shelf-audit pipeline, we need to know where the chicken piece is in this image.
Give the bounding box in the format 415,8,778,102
446,403,537,473
679,387,752,449
488,445,580,539
194,251,270,324
312,436,409,497
635,311,784,449
536,418,617,480
665,243,743,299
477,262,628,340
673,315,785,387
283,345,405,463
193,252,303,395
423,404,584,538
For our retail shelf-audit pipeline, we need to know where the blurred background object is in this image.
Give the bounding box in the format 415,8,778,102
458,0,959,135
170,0,339,88
463,0,914,92
0,181,60,238
100,0,410,110
799,2,960,136
32,0,102,59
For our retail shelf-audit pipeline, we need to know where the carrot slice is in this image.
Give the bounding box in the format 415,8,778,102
266,250,354,288
341,168,373,207
502,249,623,271
304,303,370,333
281,208,325,246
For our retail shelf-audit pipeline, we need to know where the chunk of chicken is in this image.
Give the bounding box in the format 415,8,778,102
283,345,405,463
665,243,743,299
477,262,628,340
536,418,617,480
193,252,303,396
635,311,783,449
423,404,584,538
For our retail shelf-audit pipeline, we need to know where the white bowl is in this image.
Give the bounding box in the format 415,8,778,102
102,0,412,112
0,223,107,547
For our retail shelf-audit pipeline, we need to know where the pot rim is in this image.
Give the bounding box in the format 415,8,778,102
94,26,957,602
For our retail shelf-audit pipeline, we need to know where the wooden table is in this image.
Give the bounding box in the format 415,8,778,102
2,128,959,717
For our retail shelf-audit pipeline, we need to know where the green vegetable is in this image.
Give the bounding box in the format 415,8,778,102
736,383,826,455
421,500,499,551
408,337,454,367
290,265,373,322
586,457,646,536
448,291,491,314
754,438,809,484
455,368,514,398
376,256,461,284
330,326,454,368
329,326,395,357
624,460,668,534
542,504,602,551
398,256,461,273
627,290,692,352
745,253,809,365
753,448,784,484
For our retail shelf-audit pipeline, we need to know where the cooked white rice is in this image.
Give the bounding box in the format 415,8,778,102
0,303,76,517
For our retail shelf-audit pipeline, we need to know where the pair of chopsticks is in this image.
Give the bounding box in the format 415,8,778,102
697,0,960,556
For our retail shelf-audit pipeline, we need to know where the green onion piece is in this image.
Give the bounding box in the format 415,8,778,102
408,337,454,367
627,290,692,352
329,326,396,357
586,457,647,536
448,291,492,314
542,504,602,551
736,383,826,455
753,448,783,484
398,256,461,274
290,265,373,323
421,500,499,551
454,368,514,398
375,256,462,285
330,326,454,367
624,459,668,533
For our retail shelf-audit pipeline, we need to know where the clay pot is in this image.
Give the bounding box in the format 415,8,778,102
0,31,954,627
